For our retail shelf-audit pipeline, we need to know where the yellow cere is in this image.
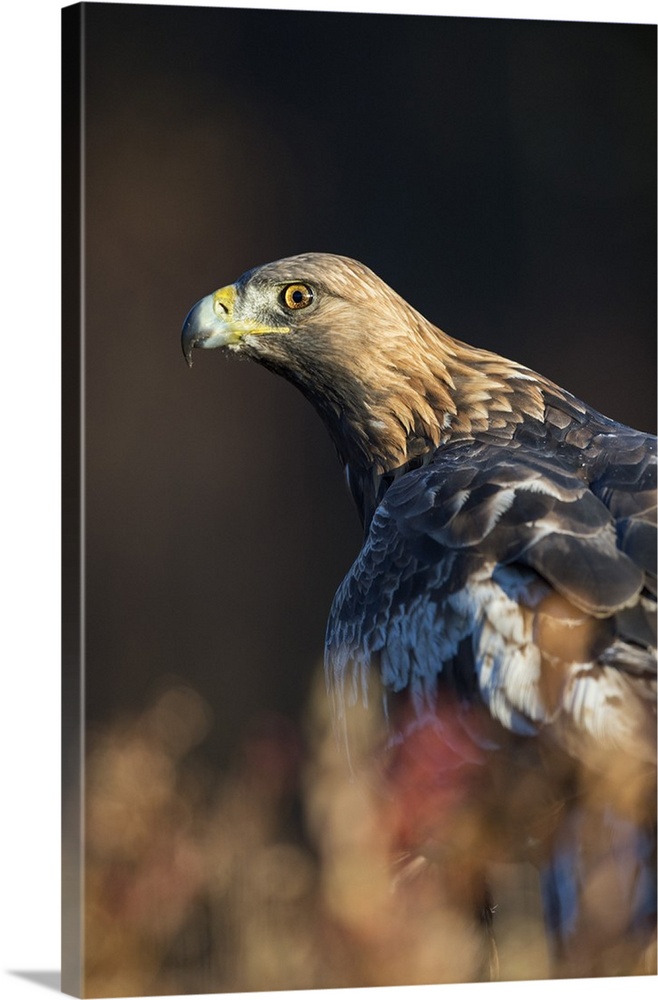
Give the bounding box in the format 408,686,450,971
213,284,238,316
213,283,290,337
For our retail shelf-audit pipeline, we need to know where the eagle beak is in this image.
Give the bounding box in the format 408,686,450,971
181,285,242,367
182,283,291,367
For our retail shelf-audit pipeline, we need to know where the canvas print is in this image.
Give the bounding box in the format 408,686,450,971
62,2,657,996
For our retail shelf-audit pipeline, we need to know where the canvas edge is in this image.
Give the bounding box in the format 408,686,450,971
62,3,84,997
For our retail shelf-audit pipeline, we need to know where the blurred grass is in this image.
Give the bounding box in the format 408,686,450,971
80,671,654,997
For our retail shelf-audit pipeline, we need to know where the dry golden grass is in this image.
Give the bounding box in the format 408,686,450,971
80,671,655,997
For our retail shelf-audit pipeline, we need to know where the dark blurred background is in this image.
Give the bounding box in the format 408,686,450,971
76,2,655,766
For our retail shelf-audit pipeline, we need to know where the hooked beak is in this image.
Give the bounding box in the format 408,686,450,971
181,285,241,367
181,283,290,367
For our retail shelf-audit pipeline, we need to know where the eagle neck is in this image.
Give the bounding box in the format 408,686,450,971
331,324,550,528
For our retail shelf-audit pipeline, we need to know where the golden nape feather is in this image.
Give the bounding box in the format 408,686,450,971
183,253,657,979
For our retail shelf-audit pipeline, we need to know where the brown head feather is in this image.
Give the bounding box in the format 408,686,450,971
232,254,549,469
186,253,580,523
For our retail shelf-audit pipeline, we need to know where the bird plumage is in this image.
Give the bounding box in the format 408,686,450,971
182,252,656,977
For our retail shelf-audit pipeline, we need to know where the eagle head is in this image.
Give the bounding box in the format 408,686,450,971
181,252,544,481
182,252,420,372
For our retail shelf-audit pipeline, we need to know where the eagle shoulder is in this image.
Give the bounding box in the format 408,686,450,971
326,433,657,764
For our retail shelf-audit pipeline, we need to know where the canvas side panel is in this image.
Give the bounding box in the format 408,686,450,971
62,4,84,996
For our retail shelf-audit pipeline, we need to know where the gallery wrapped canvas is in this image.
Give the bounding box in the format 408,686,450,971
62,3,656,997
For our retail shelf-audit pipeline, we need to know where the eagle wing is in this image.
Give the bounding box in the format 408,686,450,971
327,432,657,969
326,434,657,765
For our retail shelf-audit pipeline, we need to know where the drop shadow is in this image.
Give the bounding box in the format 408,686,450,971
9,971,61,992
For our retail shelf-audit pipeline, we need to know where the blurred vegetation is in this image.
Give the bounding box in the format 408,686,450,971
80,668,651,997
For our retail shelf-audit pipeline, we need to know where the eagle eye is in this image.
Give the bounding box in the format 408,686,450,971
282,283,314,310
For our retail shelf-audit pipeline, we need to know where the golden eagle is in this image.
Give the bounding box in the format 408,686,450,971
182,253,656,977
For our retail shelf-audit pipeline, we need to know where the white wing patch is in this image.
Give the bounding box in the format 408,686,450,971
471,577,546,735
469,574,656,764
560,664,656,764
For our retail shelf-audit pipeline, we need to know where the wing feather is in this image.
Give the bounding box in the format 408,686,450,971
326,435,657,763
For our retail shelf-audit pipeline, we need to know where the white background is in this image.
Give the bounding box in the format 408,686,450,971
1,1,655,998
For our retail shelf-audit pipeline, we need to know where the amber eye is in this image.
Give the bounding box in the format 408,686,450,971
282,283,314,310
